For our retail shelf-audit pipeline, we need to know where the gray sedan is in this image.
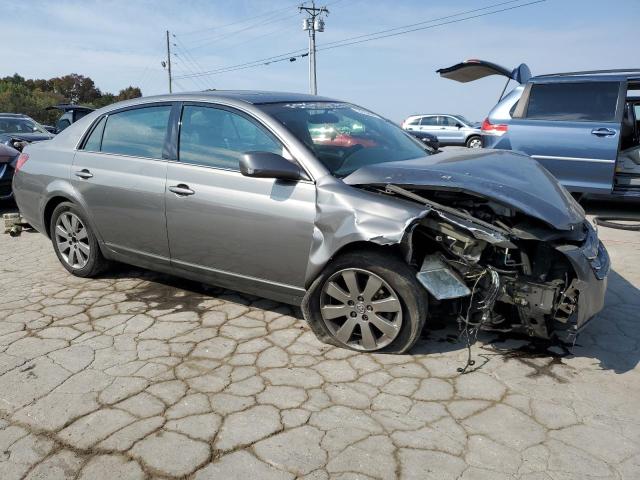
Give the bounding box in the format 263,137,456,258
12,91,609,353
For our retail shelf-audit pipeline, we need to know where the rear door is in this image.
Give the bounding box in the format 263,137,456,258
507,80,625,194
72,104,173,264
418,116,439,135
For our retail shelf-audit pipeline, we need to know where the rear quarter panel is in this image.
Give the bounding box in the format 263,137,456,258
13,141,75,233
12,112,100,234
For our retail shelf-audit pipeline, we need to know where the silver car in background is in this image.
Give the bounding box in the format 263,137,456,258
402,114,482,148
13,91,609,353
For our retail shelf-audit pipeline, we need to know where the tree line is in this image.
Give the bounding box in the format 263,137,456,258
0,73,142,125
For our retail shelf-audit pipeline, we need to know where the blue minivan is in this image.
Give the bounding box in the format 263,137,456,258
438,60,640,200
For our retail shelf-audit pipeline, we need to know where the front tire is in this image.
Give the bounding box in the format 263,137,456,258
466,136,482,148
50,202,108,277
302,249,428,353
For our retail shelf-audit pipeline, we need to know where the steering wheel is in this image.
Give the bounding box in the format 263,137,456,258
334,144,364,171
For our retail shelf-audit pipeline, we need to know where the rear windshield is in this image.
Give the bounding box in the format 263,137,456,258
260,102,429,177
525,82,620,122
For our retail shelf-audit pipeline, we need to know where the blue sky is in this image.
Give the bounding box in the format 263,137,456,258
3,0,638,121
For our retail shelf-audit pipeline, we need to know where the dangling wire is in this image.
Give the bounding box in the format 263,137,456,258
457,268,500,374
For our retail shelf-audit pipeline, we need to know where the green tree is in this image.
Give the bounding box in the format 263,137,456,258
115,86,142,101
0,73,142,124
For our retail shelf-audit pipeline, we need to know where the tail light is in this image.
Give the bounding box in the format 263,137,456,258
14,153,29,172
481,118,508,136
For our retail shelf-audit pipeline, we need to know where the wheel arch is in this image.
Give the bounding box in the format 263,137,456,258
41,186,103,245
304,240,408,290
43,195,72,238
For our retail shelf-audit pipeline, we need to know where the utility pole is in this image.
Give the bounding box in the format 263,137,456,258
299,1,328,95
165,30,173,93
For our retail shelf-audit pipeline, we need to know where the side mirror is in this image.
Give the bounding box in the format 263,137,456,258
456,123,464,129
240,151,305,181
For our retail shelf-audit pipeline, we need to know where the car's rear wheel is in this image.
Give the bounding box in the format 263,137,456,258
302,249,427,353
50,202,108,277
466,136,482,148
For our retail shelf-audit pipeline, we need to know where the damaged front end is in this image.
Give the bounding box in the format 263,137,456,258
376,184,609,340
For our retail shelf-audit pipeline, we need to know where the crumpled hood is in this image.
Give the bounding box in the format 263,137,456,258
343,149,585,231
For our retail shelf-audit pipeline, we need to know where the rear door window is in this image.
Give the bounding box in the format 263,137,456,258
83,116,106,151
100,106,171,159
525,82,620,122
178,105,282,170
420,116,438,126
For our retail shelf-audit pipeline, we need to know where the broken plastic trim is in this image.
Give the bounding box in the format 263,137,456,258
416,254,471,300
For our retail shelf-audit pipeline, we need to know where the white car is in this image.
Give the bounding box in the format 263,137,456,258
402,114,482,148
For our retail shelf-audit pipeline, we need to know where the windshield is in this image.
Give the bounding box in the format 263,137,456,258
0,117,48,135
261,102,429,176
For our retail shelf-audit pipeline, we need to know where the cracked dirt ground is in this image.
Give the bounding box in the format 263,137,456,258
0,217,639,479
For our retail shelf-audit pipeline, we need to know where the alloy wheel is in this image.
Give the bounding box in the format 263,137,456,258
320,268,403,351
468,137,483,148
55,212,90,269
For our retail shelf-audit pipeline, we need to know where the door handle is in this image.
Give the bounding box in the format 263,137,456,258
168,184,195,196
591,128,617,137
74,169,93,179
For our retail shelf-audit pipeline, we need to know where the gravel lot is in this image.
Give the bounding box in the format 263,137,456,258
0,200,639,479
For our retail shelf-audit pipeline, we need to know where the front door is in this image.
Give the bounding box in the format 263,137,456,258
508,80,624,194
437,116,466,144
72,104,173,263
165,103,316,301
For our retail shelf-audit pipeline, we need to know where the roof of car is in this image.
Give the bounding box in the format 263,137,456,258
132,90,340,105
407,113,465,118
45,104,95,112
532,69,640,83
0,113,29,118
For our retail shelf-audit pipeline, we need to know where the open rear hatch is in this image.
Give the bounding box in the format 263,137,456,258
437,59,532,84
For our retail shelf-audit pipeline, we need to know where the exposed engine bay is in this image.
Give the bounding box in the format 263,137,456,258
378,184,602,341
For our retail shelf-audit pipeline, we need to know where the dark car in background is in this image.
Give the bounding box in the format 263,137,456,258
438,60,640,200
0,113,54,143
46,104,94,133
405,130,440,151
0,114,54,199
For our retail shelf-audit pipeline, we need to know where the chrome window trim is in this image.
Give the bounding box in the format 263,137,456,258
531,155,615,164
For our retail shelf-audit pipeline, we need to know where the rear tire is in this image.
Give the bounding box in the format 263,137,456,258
466,136,482,148
50,202,109,277
302,249,428,353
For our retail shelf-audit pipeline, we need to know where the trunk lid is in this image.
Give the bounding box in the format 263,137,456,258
437,59,531,84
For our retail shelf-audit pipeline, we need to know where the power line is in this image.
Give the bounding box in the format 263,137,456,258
173,46,308,79
172,54,210,90
179,1,302,38
318,0,529,49
174,0,545,80
184,11,303,52
172,38,215,89
318,0,546,52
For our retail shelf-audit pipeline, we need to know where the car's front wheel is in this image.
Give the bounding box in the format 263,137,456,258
302,249,427,353
466,136,482,148
50,202,108,277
